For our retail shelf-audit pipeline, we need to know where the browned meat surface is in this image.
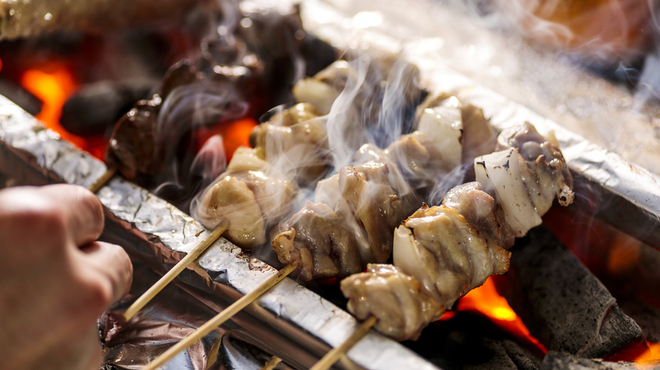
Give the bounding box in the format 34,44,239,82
271,202,361,281
442,181,516,250
193,147,296,248
460,103,497,166
393,206,511,308
341,121,574,341
273,162,404,281
324,163,404,263
341,264,445,341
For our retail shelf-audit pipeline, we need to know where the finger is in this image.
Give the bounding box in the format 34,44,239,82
39,184,105,247
77,241,133,310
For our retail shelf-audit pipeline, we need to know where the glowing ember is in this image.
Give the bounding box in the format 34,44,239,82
195,117,258,161
635,342,660,363
20,64,85,149
456,277,547,353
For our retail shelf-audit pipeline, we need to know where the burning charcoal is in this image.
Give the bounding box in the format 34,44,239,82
539,351,649,370
61,79,156,136
404,311,543,370
0,79,41,116
108,3,316,211
494,225,644,359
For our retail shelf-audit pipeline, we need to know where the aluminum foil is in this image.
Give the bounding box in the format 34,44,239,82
0,93,438,370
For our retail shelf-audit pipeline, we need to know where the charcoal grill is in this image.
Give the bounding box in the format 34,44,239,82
1,1,660,369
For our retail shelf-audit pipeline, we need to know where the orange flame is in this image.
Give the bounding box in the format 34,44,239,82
456,277,547,354
195,117,258,161
20,64,85,149
635,342,660,364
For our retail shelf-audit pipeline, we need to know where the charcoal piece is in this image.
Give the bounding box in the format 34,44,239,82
539,351,649,370
0,79,41,116
618,299,660,343
404,311,543,370
299,34,337,77
61,79,156,136
494,225,644,359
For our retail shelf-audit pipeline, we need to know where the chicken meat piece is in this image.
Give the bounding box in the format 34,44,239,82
341,264,445,341
442,182,516,250
387,100,463,192
272,162,405,280
250,103,331,187
393,206,511,308
315,163,404,264
496,121,574,208
341,121,574,341
192,147,296,248
475,122,574,237
272,202,362,281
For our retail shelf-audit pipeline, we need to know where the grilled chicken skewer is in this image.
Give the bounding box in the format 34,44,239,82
342,121,574,341
192,57,423,250
272,95,497,281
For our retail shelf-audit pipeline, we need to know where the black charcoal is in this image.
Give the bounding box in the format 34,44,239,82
404,312,543,370
60,79,156,136
494,226,644,359
539,351,656,370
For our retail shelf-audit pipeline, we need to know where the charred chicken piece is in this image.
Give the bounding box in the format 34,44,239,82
272,162,404,281
393,206,511,308
442,182,516,250
359,95,496,200
316,163,405,264
271,202,361,281
192,147,296,248
342,121,574,341
340,264,445,341
250,103,331,187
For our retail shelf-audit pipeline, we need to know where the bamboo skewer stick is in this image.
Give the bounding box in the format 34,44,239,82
123,218,229,321
309,315,378,370
142,263,297,370
261,355,282,370
87,166,117,193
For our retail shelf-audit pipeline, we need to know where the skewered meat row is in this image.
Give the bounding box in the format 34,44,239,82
341,122,574,341
271,95,498,281
192,59,426,252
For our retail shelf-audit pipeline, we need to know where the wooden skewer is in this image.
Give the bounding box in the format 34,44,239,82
309,315,378,370
142,263,297,370
88,166,117,193
123,218,229,321
261,355,282,370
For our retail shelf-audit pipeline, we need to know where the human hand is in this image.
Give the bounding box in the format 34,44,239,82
0,184,133,370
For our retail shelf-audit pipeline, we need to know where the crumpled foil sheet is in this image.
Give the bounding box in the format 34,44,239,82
0,92,438,370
